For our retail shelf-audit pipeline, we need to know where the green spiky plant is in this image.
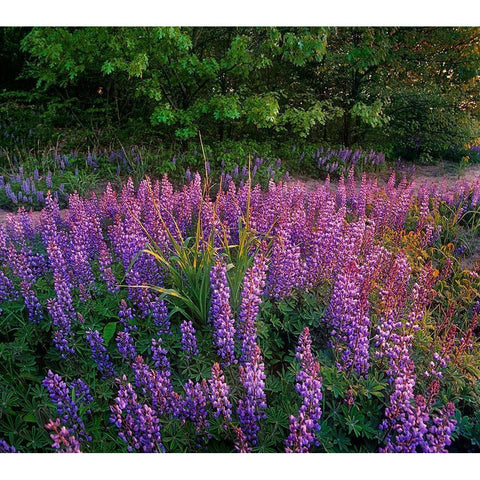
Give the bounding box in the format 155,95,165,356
125,146,268,330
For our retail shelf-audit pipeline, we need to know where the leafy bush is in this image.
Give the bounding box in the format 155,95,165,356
384,87,479,162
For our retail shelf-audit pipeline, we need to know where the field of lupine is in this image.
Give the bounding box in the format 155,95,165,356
0,146,388,211
0,167,479,453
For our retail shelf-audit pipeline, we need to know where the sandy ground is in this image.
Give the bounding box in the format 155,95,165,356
297,161,480,192
406,162,480,187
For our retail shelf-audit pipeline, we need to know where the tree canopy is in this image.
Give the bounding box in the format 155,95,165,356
1,26,479,159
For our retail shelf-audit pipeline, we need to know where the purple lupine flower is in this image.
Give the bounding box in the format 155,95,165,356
47,298,75,356
218,181,242,244
182,379,211,444
71,379,94,407
85,329,117,379
424,402,457,453
267,223,305,299
42,371,91,446
457,311,478,359
210,260,236,366
98,245,118,293
374,252,411,368
237,254,268,364
150,363,183,419
110,376,165,453
0,439,17,453
151,338,171,372
116,331,137,362
43,201,77,356
379,359,428,453
45,418,82,453
406,264,436,330
237,344,267,448
131,355,154,396
180,320,198,359
285,327,323,453
209,362,233,428
150,298,170,336
118,299,137,333
326,260,370,376
234,425,251,453
424,324,458,379
130,350,182,419
377,262,441,454
5,243,43,323
20,280,43,323
107,178,157,313
7,188,17,204
0,271,18,314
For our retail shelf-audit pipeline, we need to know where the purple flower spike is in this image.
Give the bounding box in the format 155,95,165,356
180,320,199,359
424,402,457,453
85,329,117,379
118,299,137,333
209,362,233,428
183,379,211,444
210,260,236,365
285,327,323,453
45,418,82,453
0,439,17,453
238,254,267,364
237,344,267,449
151,298,170,336
116,331,137,362
234,425,251,453
42,371,92,447
110,376,165,453
326,260,370,376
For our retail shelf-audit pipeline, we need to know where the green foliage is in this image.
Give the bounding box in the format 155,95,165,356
14,27,332,145
141,177,260,328
1,26,480,161
385,86,479,161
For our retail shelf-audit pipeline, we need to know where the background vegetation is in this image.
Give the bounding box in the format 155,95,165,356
1,27,479,167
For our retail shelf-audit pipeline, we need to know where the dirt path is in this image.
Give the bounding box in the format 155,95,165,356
408,162,480,187
297,161,480,192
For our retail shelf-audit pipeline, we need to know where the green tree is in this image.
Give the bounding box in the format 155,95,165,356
312,27,480,159
20,27,336,146
1,27,479,160
382,27,480,160
316,27,394,147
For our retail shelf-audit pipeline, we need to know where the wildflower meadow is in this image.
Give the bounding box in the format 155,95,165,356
0,167,478,453
1,24,480,459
